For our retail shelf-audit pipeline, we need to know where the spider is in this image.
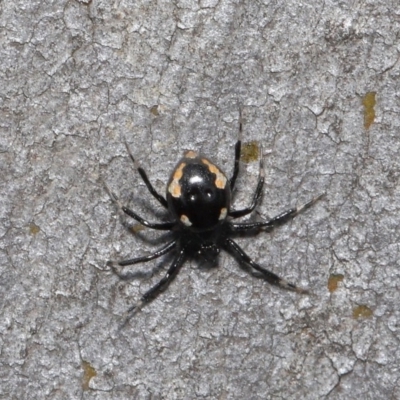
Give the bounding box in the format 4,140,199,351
106,129,323,321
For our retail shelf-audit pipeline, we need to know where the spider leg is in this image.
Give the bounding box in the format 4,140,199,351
230,192,325,232
121,246,186,324
124,141,168,209
104,181,174,230
230,140,241,191
223,238,308,293
108,239,177,279
230,107,243,191
122,206,174,230
229,144,264,219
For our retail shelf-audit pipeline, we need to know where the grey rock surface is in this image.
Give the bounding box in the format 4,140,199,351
1,0,400,399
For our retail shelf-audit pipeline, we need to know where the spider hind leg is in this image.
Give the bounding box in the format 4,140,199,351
124,141,168,209
104,180,174,230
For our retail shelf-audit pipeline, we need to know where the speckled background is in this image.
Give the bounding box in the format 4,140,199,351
1,1,400,399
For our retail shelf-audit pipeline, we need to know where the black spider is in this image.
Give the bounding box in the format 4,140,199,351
106,124,323,321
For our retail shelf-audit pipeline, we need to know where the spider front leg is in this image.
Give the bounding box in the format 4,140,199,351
230,192,325,232
223,238,308,293
121,246,186,324
104,181,174,230
108,239,177,280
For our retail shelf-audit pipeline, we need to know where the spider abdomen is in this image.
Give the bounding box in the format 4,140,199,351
166,151,231,232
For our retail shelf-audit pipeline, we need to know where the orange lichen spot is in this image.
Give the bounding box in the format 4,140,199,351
327,274,344,292
130,224,146,234
82,360,97,391
362,92,376,129
150,105,159,116
219,207,228,220
201,158,227,189
353,305,373,319
180,214,192,226
168,162,186,198
29,223,40,235
184,150,198,159
240,141,259,163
